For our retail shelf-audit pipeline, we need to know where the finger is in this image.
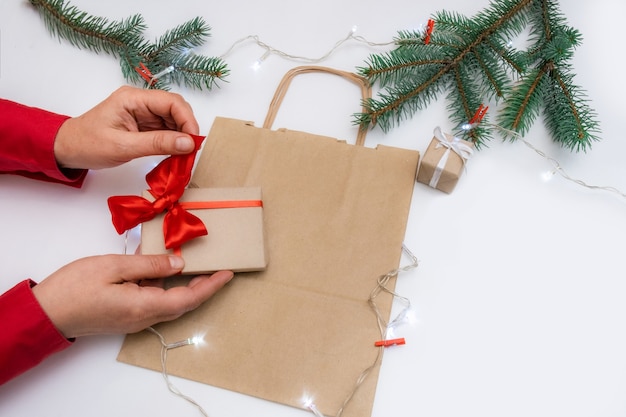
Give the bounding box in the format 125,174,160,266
118,130,196,160
142,270,234,320
113,254,186,282
119,86,200,135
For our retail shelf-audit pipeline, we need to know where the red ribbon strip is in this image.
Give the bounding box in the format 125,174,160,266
179,200,263,210
107,134,208,249
171,199,264,257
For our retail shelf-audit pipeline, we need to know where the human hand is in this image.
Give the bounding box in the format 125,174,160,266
53,86,200,170
31,254,233,339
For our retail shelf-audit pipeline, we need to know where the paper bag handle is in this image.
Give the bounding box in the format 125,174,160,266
263,66,372,146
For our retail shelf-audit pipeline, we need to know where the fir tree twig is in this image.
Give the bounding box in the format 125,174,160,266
356,0,599,151
30,0,228,91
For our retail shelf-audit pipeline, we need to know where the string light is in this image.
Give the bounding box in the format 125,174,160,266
330,244,419,417
251,50,271,71
458,119,626,199
147,327,210,417
369,244,419,340
302,397,325,417
219,26,397,69
541,170,556,182
148,65,175,86
132,244,417,417
487,124,626,200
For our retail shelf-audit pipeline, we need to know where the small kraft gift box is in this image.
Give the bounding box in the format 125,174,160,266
140,187,267,274
107,134,267,274
416,126,474,193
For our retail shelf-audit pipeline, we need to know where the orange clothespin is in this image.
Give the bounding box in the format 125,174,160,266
374,337,406,347
424,19,435,45
469,104,489,125
135,62,156,86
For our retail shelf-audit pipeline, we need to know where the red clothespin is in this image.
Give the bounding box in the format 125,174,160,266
135,62,156,86
469,104,489,125
374,337,406,347
424,19,435,45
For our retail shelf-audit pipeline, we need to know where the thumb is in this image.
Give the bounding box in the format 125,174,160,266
116,254,186,282
122,130,196,159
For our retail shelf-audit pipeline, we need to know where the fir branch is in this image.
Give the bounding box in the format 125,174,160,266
356,0,600,151
30,0,228,91
543,68,599,151
144,17,211,61
30,0,145,57
168,53,229,91
471,44,510,99
498,66,548,137
357,0,534,147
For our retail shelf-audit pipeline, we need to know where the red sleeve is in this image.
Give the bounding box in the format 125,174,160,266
0,99,87,187
0,280,73,385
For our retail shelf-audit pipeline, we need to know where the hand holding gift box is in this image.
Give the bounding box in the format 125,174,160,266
107,134,267,274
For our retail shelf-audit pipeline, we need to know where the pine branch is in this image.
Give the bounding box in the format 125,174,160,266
356,0,534,146
168,53,229,91
144,17,211,61
498,66,548,137
29,0,145,57
30,0,227,91
543,68,599,151
356,0,600,152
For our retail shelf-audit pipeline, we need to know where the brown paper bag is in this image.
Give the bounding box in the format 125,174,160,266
118,66,420,417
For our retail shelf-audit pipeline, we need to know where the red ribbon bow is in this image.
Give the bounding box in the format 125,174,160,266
107,134,207,249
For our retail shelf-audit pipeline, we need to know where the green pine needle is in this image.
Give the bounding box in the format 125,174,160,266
169,53,229,91
30,0,145,57
356,0,600,151
144,17,211,62
30,0,227,91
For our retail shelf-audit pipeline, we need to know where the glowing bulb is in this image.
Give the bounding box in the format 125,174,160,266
460,123,474,131
252,50,271,71
190,335,204,346
541,170,556,182
302,397,325,417
404,308,418,325
351,25,358,33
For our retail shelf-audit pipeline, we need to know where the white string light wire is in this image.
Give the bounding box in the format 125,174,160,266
219,27,396,65
140,245,418,417
485,124,626,200
147,327,210,417
520,139,626,199
329,244,419,417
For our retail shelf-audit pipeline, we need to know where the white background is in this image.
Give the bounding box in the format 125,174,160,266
1,0,625,416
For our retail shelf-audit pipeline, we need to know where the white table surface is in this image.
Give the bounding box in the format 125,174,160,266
1,0,625,416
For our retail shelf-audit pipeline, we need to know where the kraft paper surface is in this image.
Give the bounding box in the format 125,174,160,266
140,187,267,274
118,116,419,417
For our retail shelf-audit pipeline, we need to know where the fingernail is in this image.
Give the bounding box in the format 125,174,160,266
169,256,185,270
175,136,195,152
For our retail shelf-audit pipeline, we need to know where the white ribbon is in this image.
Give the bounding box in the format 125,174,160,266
428,126,474,188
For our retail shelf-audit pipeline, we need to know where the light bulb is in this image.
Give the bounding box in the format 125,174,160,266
252,50,271,71
541,170,556,182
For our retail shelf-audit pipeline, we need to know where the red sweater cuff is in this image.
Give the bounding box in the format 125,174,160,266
0,280,73,385
0,99,87,187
